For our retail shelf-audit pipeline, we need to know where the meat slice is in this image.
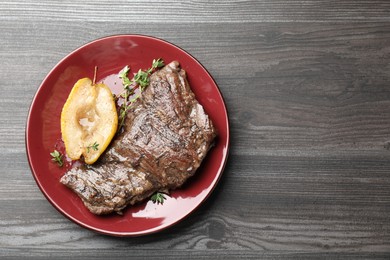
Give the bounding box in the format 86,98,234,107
60,61,216,215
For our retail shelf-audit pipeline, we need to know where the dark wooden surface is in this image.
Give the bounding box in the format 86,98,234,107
1,1,390,259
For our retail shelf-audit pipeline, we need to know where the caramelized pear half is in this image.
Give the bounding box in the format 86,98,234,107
61,78,118,164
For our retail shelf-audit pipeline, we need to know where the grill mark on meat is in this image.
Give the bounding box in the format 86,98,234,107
60,61,216,215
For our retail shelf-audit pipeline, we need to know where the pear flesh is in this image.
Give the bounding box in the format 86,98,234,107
61,78,118,164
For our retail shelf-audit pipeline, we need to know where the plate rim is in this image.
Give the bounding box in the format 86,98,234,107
25,34,230,236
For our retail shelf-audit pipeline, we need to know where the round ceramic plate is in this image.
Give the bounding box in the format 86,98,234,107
26,35,229,236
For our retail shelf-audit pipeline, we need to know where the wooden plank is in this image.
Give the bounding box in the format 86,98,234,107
1,0,390,23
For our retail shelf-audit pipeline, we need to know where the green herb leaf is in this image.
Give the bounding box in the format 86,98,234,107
152,58,165,69
118,65,130,79
50,150,63,167
86,141,99,153
123,78,133,88
119,66,134,90
134,69,150,89
150,192,167,204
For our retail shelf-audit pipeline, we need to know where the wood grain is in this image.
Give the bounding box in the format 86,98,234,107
1,0,390,23
1,0,390,259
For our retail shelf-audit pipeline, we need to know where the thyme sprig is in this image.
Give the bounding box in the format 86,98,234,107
117,58,165,131
86,141,99,153
50,150,63,167
150,192,167,204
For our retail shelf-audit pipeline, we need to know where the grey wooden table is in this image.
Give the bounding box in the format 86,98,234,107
1,1,390,259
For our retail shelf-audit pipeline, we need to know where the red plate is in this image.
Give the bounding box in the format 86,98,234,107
25,35,229,236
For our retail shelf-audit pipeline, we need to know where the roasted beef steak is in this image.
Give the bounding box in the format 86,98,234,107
60,61,216,215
